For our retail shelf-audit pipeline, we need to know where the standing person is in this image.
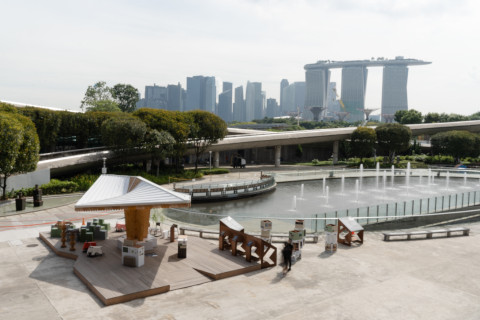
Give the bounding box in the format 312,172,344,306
282,240,293,275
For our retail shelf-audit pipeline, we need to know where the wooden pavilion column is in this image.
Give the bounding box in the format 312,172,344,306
124,206,151,241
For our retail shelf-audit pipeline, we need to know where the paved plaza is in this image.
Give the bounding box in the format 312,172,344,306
1,167,480,319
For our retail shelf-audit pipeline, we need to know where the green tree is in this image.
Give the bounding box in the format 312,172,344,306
394,110,408,123
430,130,479,163
85,100,121,112
350,126,376,162
375,123,412,163
0,112,40,199
395,109,423,124
424,112,441,123
111,84,140,113
144,129,175,176
16,106,62,153
447,113,468,122
186,110,228,173
101,114,147,153
81,81,119,112
133,108,191,171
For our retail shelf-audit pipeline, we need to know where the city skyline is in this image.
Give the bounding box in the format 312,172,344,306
1,0,479,115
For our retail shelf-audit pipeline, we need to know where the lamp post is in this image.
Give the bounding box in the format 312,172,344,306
209,151,212,171
102,157,107,174
209,151,212,181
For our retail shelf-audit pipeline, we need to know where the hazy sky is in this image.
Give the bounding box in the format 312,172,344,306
1,0,479,116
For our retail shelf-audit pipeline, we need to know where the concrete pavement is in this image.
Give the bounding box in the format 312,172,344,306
1,167,480,319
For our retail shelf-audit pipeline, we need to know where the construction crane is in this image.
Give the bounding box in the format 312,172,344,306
332,88,346,112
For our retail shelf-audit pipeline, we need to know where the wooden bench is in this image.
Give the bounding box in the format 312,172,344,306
179,226,319,243
383,227,470,241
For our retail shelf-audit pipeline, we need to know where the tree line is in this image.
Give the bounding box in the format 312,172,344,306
0,102,228,199
350,124,480,164
394,109,480,124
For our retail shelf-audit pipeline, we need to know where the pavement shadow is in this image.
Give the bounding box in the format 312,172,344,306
270,270,287,283
318,251,336,259
29,240,104,308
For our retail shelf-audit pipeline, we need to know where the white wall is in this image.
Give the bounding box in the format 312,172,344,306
6,169,50,191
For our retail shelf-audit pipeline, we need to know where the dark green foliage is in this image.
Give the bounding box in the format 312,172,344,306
394,109,423,124
424,155,456,165
350,127,376,161
111,84,140,113
16,106,62,152
16,179,78,197
144,129,176,176
186,110,228,174
133,108,191,171
201,168,230,175
69,174,100,191
0,111,40,199
375,123,412,163
430,130,480,162
13,113,40,174
101,114,147,152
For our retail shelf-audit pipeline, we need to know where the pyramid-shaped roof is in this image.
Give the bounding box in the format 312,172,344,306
75,174,191,211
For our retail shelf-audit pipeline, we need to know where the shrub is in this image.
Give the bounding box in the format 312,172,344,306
70,174,100,191
201,168,229,175
425,155,455,165
16,179,79,197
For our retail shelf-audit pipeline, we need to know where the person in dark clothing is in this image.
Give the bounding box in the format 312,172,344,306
282,240,293,274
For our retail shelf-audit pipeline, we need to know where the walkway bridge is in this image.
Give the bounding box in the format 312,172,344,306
35,120,480,174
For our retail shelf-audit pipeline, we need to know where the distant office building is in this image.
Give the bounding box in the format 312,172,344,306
186,75,216,113
304,69,330,112
245,82,263,121
186,77,201,111
137,84,167,109
166,83,183,111
280,79,289,114
341,66,368,122
233,86,245,122
218,82,233,122
381,65,409,120
281,82,306,117
205,77,216,113
266,98,279,118
259,91,266,120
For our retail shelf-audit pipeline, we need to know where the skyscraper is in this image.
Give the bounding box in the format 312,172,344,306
280,79,289,115
204,77,216,113
381,65,409,119
341,66,368,122
266,98,279,118
245,82,263,121
141,84,168,109
304,69,330,112
305,57,430,122
233,86,245,122
186,76,216,113
218,81,233,122
186,76,202,111
281,82,306,116
166,83,183,111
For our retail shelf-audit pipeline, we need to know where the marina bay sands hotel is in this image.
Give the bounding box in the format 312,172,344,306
304,56,431,122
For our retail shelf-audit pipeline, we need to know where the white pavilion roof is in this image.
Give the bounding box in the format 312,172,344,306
75,174,191,211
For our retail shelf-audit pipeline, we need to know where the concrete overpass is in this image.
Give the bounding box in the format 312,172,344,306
36,120,480,172
207,120,480,167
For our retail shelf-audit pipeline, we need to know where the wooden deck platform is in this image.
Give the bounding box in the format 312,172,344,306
39,232,263,305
